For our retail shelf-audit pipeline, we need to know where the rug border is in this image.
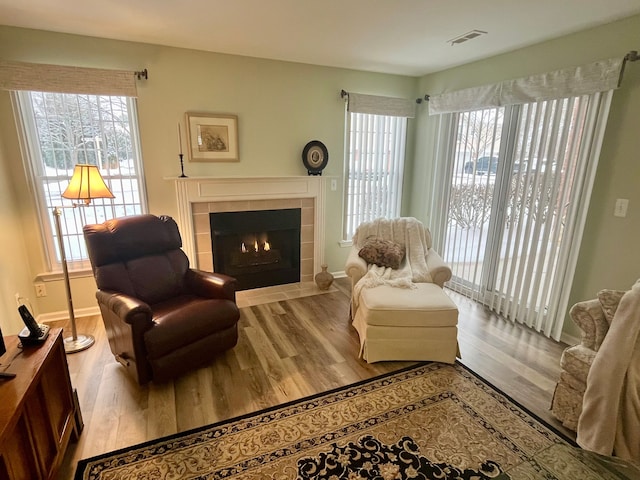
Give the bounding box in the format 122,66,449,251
74,360,576,479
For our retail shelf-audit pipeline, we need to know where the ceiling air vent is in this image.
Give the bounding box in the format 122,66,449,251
448,30,487,46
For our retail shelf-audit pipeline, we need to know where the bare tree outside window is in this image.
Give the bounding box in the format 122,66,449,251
16,91,147,270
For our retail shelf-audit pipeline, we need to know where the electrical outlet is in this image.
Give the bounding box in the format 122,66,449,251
330,179,338,191
614,198,629,218
35,283,47,297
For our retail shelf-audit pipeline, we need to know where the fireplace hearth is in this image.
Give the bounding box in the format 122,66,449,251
210,208,301,290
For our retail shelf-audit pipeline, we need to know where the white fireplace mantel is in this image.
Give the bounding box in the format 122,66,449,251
171,176,326,274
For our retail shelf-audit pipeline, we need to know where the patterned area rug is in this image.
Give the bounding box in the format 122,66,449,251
74,362,625,480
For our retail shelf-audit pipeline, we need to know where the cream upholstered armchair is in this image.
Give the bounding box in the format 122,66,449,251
345,218,452,290
551,293,618,430
345,217,458,363
552,281,640,463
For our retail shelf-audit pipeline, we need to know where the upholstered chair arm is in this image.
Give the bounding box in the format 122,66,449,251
96,290,153,327
569,299,609,351
426,249,452,288
185,269,238,302
345,246,368,288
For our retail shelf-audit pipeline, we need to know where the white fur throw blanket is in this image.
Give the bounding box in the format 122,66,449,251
577,278,640,462
352,217,433,310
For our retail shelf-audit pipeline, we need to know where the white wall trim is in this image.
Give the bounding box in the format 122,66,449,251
35,268,93,282
38,306,100,323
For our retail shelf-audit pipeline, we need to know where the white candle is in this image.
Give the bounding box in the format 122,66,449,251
177,122,183,155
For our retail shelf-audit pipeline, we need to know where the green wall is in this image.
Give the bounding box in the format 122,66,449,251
0,26,417,333
0,96,34,335
412,14,640,338
1,14,638,339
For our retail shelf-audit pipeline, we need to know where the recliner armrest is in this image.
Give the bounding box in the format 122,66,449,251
185,269,238,302
96,290,153,327
426,249,452,288
569,298,609,351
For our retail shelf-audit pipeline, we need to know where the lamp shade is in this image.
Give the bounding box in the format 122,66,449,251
61,164,114,204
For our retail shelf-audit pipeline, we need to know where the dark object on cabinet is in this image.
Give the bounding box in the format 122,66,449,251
0,328,80,480
17,305,50,346
83,214,240,385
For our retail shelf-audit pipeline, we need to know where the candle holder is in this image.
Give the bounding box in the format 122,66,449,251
178,153,187,178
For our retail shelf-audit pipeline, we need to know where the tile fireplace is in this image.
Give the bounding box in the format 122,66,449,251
172,176,325,286
210,208,301,290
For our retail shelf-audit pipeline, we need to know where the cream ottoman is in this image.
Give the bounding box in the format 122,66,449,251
352,283,459,363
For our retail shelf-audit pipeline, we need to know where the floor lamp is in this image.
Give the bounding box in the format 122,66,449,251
55,164,114,353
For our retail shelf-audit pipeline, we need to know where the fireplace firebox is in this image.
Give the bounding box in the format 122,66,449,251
210,208,301,291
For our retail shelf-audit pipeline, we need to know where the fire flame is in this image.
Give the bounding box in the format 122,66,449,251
241,236,271,253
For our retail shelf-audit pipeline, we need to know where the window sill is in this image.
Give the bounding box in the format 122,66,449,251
339,240,353,248
36,269,94,282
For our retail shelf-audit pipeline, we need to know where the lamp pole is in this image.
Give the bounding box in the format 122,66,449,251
53,205,95,353
56,163,114,353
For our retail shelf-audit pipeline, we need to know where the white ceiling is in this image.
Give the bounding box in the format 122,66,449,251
1,0,640,76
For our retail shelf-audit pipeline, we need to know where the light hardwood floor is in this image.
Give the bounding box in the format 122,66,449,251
55,278,572,479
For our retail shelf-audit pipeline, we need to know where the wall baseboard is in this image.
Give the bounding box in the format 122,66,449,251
38,306,100,324
559,332,579,347
33,285,578,349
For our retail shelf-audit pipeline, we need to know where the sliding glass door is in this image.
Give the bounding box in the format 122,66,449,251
438,92,612,338
444,107,505,298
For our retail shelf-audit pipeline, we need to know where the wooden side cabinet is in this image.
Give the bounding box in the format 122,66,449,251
0,328,80,480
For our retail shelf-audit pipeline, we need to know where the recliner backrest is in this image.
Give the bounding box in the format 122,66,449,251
83,214,189,305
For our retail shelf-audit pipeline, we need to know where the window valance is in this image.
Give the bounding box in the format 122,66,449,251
429,57,624,115
0,60,140,97
346,92,416,118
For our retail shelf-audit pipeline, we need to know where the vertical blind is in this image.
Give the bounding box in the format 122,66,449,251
344,112,407,239
441,107,504,299
342,91,414,240
429,58,622,340
440,92,613,339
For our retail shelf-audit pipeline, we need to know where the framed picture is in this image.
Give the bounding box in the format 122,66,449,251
185,112,239,162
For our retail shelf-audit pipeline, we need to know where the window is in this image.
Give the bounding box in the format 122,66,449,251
434,95,613,340
15,91,147,271
341,92,415,242
428,58,622,339
343,111,408,241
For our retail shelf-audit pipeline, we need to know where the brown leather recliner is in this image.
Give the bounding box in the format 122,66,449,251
83,214,240,385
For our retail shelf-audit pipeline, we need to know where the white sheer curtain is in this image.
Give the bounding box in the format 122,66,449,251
428,58,622,340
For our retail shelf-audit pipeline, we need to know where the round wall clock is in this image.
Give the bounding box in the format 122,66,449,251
302,140,329,176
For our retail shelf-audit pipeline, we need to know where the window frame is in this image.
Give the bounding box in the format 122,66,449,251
13,90,148,273
342,110,407,242
431,90,614,340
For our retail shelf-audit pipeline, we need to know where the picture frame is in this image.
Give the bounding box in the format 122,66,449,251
185,112,239,162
